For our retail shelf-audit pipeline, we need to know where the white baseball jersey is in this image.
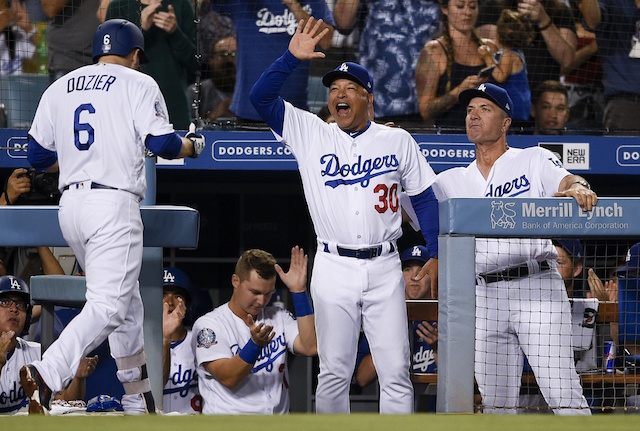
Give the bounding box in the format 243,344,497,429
28,62,174,200
275,101,436,247
163,330,201,414
433,146,589,414
0,338,40,414
433,146,568,274
193,304,299,415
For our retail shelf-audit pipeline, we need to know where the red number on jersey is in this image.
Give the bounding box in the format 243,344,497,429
373,183,399,214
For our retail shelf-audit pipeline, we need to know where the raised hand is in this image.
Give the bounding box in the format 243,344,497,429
154,4,178,34
275,246,308,294
415,257,439,299
163,298,186,339
288,17,330,61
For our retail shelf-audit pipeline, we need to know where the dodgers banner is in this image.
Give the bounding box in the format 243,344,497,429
440,197,640,237
1,129,639,174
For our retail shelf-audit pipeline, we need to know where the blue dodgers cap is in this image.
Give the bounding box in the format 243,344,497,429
322,62,374,93
616,243,640,274
459,83,513,117
163,267,192,293
553,238,584,259
401,245,430,266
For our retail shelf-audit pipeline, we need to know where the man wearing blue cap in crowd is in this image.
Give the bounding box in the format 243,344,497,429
432,83,598,414
249,18,440,413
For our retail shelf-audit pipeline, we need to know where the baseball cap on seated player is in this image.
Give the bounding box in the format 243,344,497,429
401,245,430,267
322,62,374,94
616,242,640,275
458,83,513,117
553,238,584,260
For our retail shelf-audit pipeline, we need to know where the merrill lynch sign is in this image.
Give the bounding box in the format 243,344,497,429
441,198,637,237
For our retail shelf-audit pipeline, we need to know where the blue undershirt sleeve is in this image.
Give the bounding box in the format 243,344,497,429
27,136,57,170
409,187,440,259
249,50,301,137
146,133,183,159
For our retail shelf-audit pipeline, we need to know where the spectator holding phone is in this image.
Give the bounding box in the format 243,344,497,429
416,0,497,130
478,9,535,122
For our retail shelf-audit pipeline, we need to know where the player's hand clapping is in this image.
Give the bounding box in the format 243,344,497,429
0,330,15,367
587,268,618,302
275,246,308,293
246,315,275,348
163,297,186,339
288,17,329,61
415,258,439,299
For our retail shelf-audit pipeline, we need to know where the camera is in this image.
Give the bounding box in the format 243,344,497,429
15,168,61,205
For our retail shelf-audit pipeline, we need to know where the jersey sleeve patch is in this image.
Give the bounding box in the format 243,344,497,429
196,328,217,348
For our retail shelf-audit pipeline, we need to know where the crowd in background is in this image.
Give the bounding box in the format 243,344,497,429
0,0,638,134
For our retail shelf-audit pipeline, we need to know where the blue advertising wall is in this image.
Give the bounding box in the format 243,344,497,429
2,129,639,174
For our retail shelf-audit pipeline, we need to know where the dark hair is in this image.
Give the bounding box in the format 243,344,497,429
497,10,534,49
533,80,568,104
235,249,277,281
438,0,484,93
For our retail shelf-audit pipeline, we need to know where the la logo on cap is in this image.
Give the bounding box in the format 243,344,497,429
478,83,487,92
339,63,349,72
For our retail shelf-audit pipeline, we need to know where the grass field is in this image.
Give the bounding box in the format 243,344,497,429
4,413,640,431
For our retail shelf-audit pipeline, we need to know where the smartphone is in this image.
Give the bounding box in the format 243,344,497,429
477,65,495,78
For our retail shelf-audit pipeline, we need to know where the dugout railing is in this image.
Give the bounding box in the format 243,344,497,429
436,197,640,413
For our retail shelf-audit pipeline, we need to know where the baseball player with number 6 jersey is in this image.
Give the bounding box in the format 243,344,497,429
22,19,205,415
432,83,597,415
250,18,440,414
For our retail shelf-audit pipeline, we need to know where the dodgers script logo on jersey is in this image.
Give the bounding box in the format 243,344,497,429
168,364,197,397
320,153,399,188
256,5,312,36
231,335,288,374
485,175,530,197
0,381,27,413
412,322,437,374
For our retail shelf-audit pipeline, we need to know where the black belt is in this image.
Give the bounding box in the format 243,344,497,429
63,182,117,191
479,260,551,284
334,243,395,259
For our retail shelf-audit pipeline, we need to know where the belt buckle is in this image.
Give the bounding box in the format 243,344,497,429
370,247,379,258
354,249,367,259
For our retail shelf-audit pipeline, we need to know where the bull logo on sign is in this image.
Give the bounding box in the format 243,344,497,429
490,201,516,229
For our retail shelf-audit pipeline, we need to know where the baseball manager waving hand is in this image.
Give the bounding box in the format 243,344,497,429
250,17,440,414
